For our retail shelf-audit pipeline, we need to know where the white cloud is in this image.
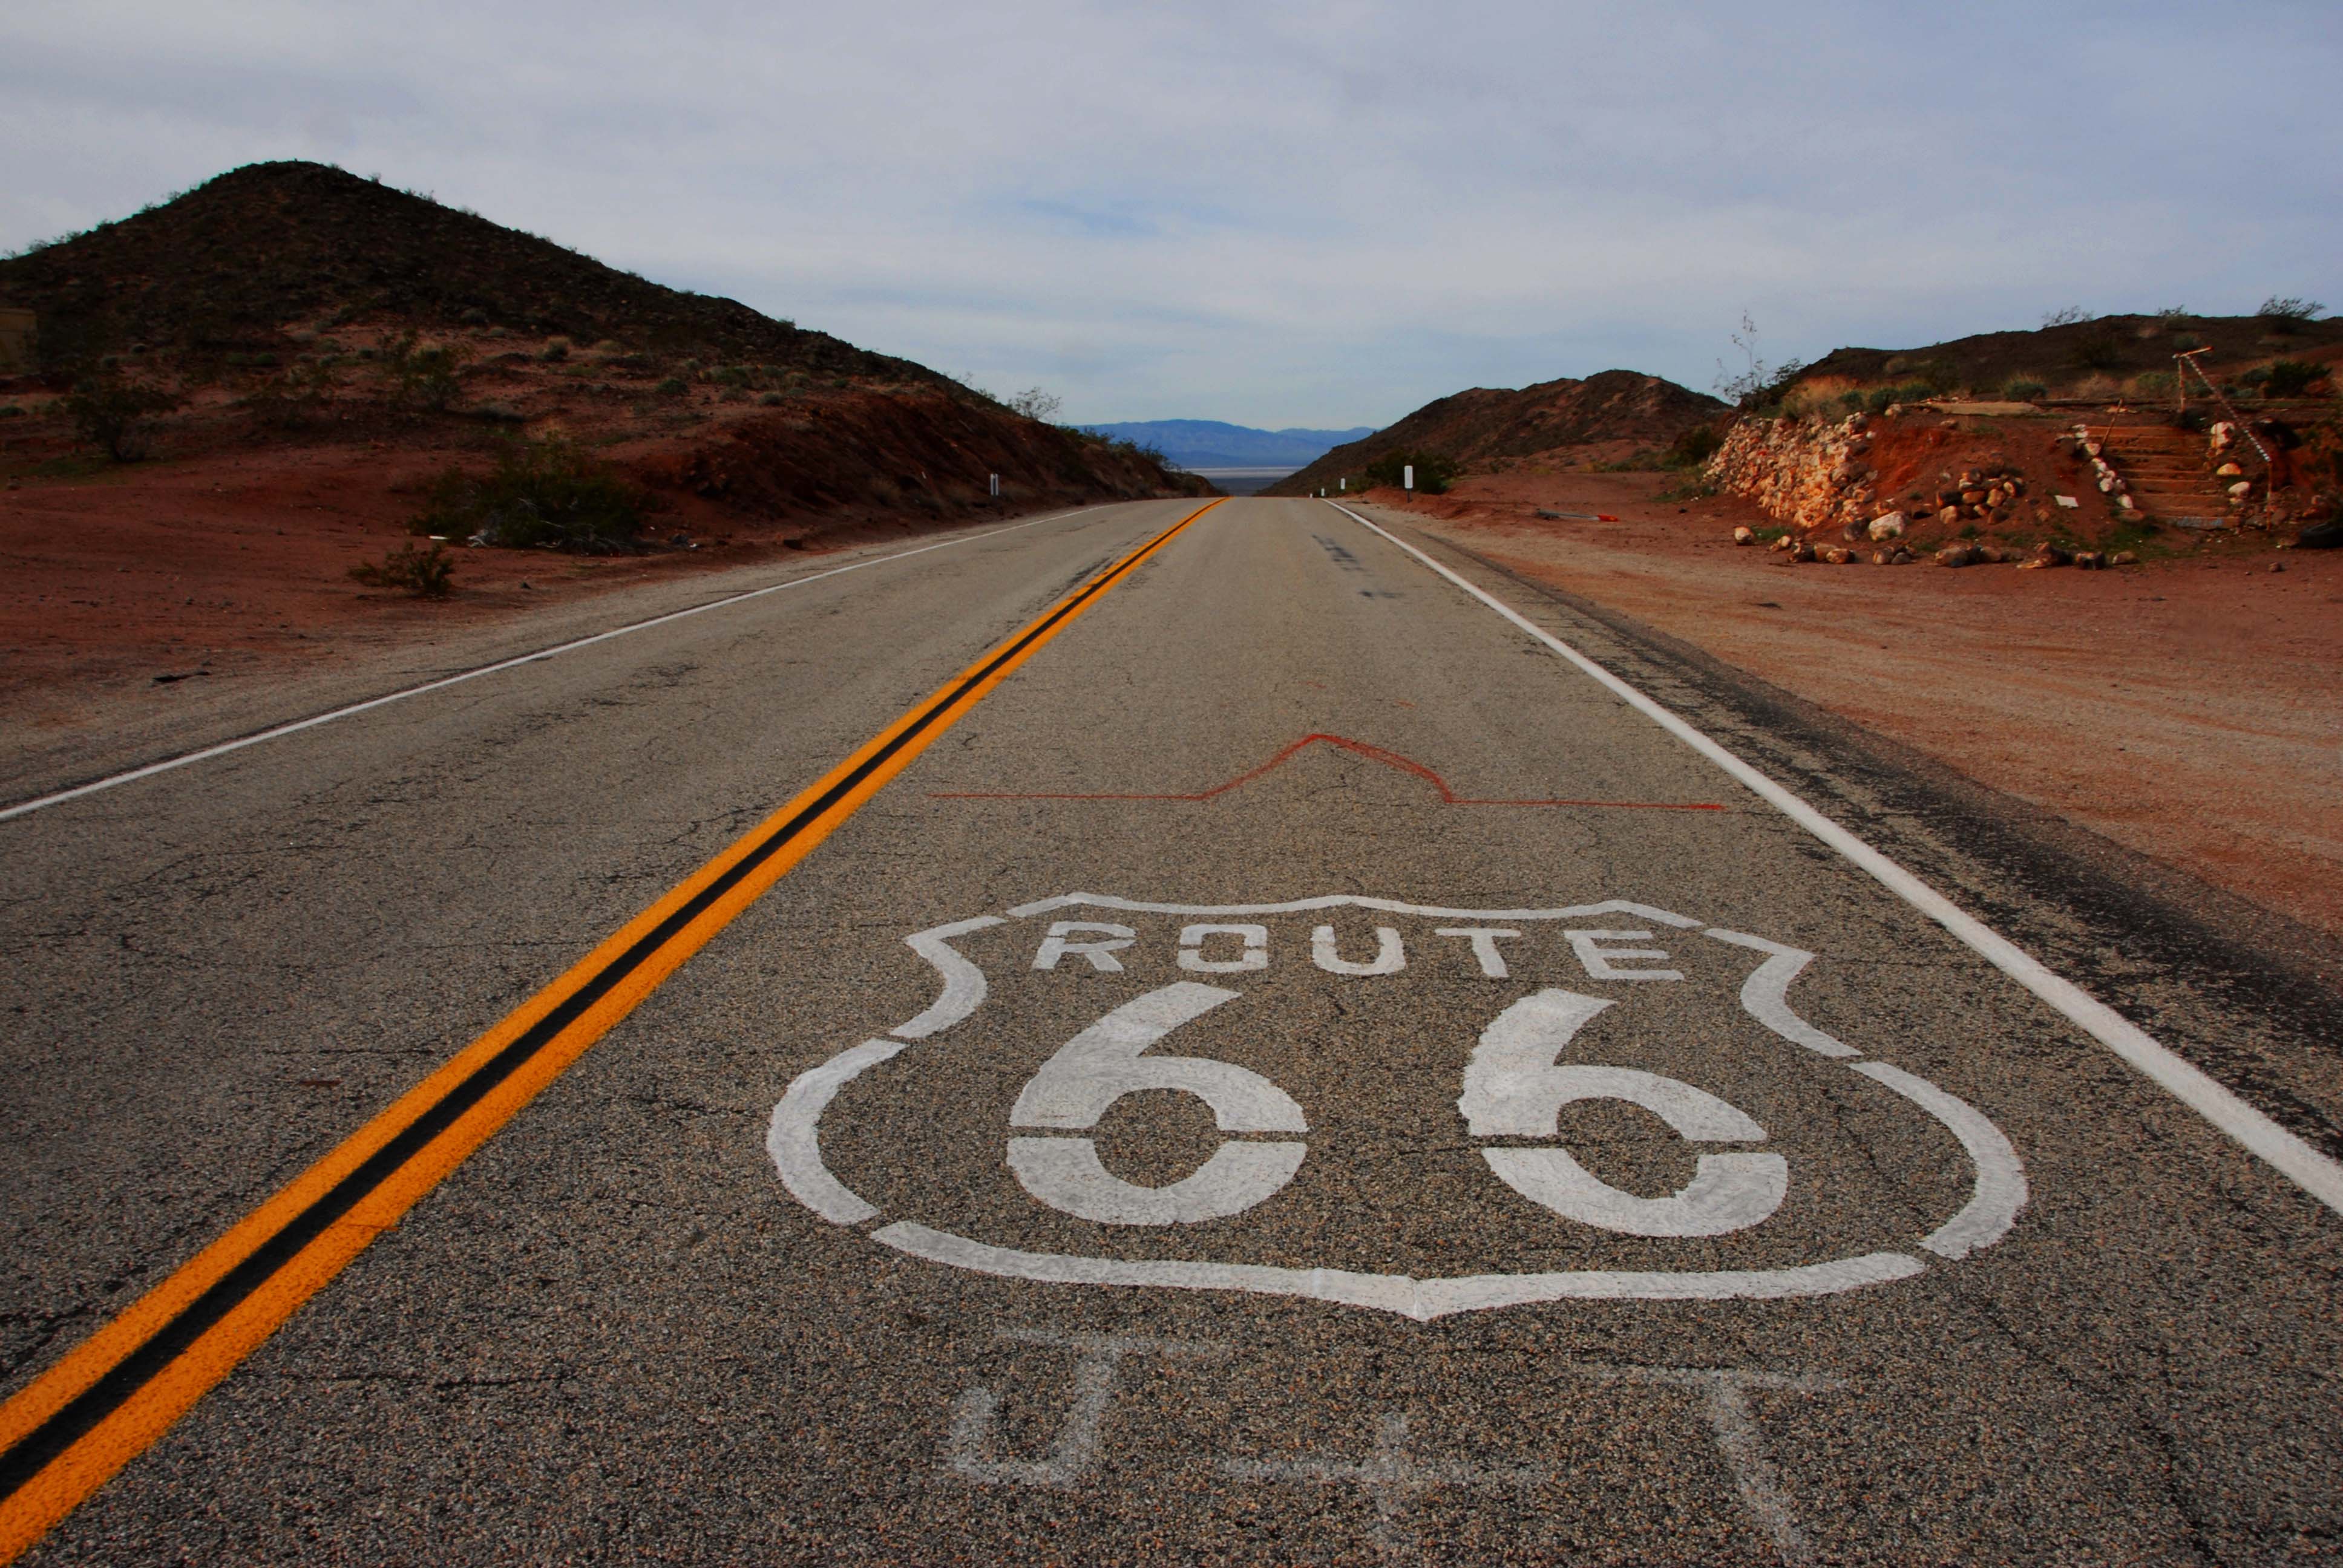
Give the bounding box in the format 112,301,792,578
3,0,2336,426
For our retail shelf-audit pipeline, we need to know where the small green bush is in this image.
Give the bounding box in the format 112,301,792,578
758,391,785,407
64,376,180,460
2266,361,2323,397
384,332,468,413
654,376,687,397
712,364,752,387
2132,371,2175,398
1662,425,1724,469
350,541,455,596
241,361,338,431
540,338,571,362
409,436,646,554
0,404,24,419
2002,378,2047,402
2170,332,2205,352
1363,449,1459,494
2070,332,2122,370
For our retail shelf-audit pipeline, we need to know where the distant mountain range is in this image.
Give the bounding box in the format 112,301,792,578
1083,419,1378,469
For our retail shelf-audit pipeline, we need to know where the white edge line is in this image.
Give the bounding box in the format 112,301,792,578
0,504,1125,824
1329,500,2343,1218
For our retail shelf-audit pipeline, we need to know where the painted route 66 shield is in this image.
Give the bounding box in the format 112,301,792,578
768,895,2024,1320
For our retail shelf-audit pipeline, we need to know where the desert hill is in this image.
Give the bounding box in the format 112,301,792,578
0,161,921,380
1783,310,2343,407
0,163,1200,706
1267,370,1726,495
0,162,1199,529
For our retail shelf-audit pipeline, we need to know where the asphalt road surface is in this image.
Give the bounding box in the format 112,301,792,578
4,497,2340,1565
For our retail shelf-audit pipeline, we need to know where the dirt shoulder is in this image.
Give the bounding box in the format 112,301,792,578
0,459,1124,805
1348,471,2343,939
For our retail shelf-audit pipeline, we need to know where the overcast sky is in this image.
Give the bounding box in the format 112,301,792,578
5,1,2338,428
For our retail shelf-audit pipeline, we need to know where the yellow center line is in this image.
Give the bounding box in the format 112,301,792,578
0,496,1222,1562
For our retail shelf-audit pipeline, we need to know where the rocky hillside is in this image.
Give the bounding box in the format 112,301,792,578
0,162,1202,532
1267,370,1725,495
0,161,922,379
1780,311,2343,410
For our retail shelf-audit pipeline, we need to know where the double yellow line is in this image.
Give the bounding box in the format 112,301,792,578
0,497,1221,1560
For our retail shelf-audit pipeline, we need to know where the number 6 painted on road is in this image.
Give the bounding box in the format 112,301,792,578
1460,988,1788,1236
1008,982,1309,1224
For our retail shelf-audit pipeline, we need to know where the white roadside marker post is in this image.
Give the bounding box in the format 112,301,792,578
989,473,1000,497
1403,464,1414,495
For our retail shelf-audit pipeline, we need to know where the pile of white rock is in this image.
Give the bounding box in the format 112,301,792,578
2059,426,2137,514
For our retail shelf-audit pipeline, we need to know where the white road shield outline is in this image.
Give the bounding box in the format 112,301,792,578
767,895,2027,1321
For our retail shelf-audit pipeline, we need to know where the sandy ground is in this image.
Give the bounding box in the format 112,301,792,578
1355,471,2343,939
0,443,1008,733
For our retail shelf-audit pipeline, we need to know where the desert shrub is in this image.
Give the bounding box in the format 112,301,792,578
384,332,468,412
240,361,338,431
2155,306,2190,325
1909,359,1958,394
349,541,455,596
2265,361,2324,397
1363,449,1458,493
64,376,180,460
410,436,646,554
1662,425,1724,469
2238,366,2272,390
654,376,687,397
2002,377,2047,402
712,364,752,387
1864,382,1936,414
540,338,571,362
1006,387,1063,422
590,339,625,354
2042,306,2094,327
0,404,24,419
758,391,785,406
2171,332,2205,351
2070,331,2122,370
2132,371,2176,398
2259,296,2325,333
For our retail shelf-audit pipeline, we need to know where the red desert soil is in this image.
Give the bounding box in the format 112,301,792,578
1354,470,2343,939
0,441,1048,744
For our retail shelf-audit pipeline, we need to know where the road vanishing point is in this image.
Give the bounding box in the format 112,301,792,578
4,497,2339,1564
